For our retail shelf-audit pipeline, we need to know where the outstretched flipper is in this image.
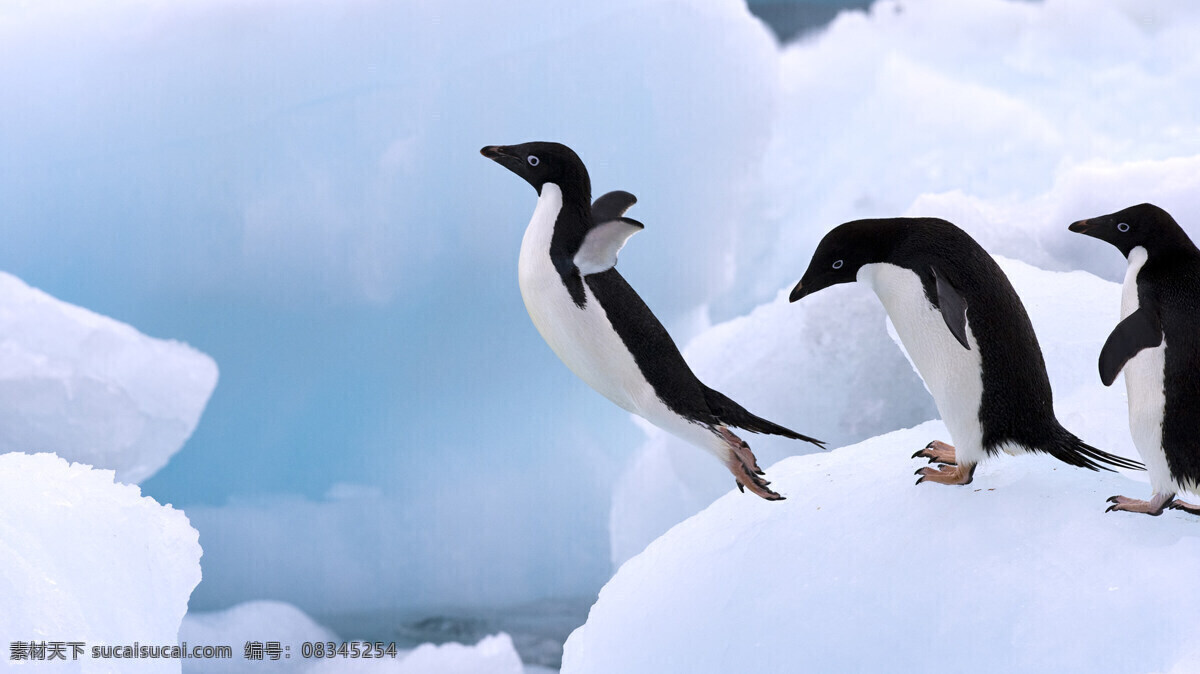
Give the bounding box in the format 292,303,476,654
932,266,970,350
1099,306,1163,387
591,190,637,223
703,386,825,448
575,191,644,275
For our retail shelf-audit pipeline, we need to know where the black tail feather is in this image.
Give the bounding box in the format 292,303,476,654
702,386,825,449
1042,428,1144,472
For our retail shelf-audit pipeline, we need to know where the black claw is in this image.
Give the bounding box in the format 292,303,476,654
1105,505,1118,513
736,480,745,493
755,469,765,476
925,441,936,449
914,468,926,476
911,449,925,459
915,477,925,485
1106,495,1120,503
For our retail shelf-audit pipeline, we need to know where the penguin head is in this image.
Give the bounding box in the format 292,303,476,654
1069,203,1191,258
481,142,589,196
790,219,902,302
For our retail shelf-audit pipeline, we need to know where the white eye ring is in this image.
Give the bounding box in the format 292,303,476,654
527,155,539,167
832,259,844,270
1117,222,1130,232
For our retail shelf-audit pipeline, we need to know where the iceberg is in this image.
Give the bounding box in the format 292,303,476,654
0,452,202,672
0,272,218,484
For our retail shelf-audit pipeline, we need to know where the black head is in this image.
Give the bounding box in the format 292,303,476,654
480,141,590,197
1068,203,1195,258
790,219,907,302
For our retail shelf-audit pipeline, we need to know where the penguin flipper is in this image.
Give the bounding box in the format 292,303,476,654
931,266,970,350
591,190,638,223
1099,306,1162,387
702,386,825,448
573,218,644,275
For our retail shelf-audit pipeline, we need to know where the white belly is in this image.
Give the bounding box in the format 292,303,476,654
860,263,987,464
516,184,672,423
1119,246,1173,494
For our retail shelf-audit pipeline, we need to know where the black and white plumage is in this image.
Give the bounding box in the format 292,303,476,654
1070,203,1200,516
790,217,1143,486
481,142,822,500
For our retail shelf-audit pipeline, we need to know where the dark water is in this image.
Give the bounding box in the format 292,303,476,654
320,596,593,670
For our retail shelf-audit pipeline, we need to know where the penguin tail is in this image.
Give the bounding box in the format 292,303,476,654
1042,427,1145,472
702,386,825,449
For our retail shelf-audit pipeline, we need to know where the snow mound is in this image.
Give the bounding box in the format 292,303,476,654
0,273,218,483
566,421,1200,674
0,452,202,670
180,601,338,673
610,285,936,566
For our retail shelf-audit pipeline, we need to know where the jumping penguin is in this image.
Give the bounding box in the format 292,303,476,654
1070,203,1200,515
790,217,1143,485
482,141,823,500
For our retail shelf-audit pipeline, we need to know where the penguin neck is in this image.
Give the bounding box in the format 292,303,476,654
520,182,591,307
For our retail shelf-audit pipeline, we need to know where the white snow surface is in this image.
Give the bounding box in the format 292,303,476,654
565,421,1199,674
0,452,202,672
0,272,218,483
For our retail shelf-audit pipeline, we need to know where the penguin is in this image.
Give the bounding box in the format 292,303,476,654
790,217,1144,485
1069,203,1200,516
481,141,823,500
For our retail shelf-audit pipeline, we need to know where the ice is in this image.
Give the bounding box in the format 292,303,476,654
0,452,201,672
565,423,1197,673
610,285,936,565
180,601,337,673
0,272,218,484
6,0,1200,650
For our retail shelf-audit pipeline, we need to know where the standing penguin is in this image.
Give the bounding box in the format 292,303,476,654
790,217,1143,485
481,141,822,500
1070,203,1200,516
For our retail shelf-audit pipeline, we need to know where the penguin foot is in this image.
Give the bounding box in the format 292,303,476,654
720,428,782,500
1168,499,1200,516
1105,493,1172,516
912,440,957,465
915,462,975,486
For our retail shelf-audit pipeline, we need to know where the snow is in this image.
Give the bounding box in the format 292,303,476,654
0,452,202,672
565,422,1199,674
572,260,1195,672
0,272,218,484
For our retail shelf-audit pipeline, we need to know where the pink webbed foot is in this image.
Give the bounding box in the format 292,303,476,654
720,427,783,501
1105,493,1173,516
912,440,957,466
915,462,977,486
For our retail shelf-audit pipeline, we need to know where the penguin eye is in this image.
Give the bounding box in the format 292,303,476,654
527,155,540,167
832,259,844,270
1117,222,1130,233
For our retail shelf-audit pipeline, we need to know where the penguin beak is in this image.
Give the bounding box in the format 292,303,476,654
480,145,507,160
789,280,809,302
1068,219,1093,234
